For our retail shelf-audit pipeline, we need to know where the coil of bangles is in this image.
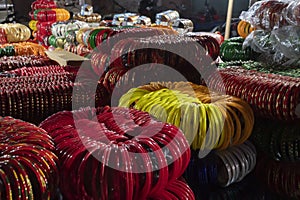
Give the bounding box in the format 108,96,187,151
255,153,300,199
30,8,70,22
64,43,91,56
0,42,46,57
0,55,56,72
76,27,177,54
185,141,256,188
220,37,256,61
0,116,59,199
0,28,7,44
31,0,57,10
237,20,255,38
251,118,300,162
51,20,89,38
0,24,31,43
0,69,79,124
119,82,254,151
73,13,102,23
39,106,194,200
242,0,300,30
207,66,300,121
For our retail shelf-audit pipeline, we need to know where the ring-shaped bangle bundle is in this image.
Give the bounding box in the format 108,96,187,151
0,55,56,72
251,118,300,162
73,13,102,23
255,154,300,199
89,28,178,77
0,70,79,124
242,0,289,30
29,20,38,31
39,106,192,200
237,20,255,38
64,43,91,56
0,28,7,44
119,81,254,151
207,66,300,121
9,66,67,76
220,37,255,61
149,179,195,200
218,60,300,78
31,0,56,10
31,8,70,22
0,24,31,43
0,116,59,200
51,20,88,38
185,34,220,61
0,42,46,57
185,141,256,188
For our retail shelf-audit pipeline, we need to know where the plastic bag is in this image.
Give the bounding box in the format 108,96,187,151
270,26,300,60
240,0,300,30
284,1,300,26
243,30,274,54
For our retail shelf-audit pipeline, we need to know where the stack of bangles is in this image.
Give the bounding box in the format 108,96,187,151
251,118,300,162
0,55,56,72
218,60,300,78
119,81,254,150
51,21,89,38
185,141,257,187
0,116,59,199
207,66,300,120
0,28,7,44
255,154,300,199
250,0,289,30
0,42,46,57
243,0,300,29
39,106,194,200
73,13,102,23
220,37,256,61
237,20,255,38
0,68,79,124
77,27,176,51
0,23,31,43
64,43,91,56
76,27,116,49
185,34,220,61
30,8,70,22
48,35,66,48
31,0,56,10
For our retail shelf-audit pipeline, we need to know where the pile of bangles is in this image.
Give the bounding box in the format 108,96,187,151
0,67,78,124
251,118,300,162
119,82,254,151
0,42,46,57
220,37,256,61
39,106,195,200
73,13,102,23
47,21,89,50
0,23,31,43
255,154,300,199
207,66,300,121
89,34,220,94
0,55,56,72
218,60,300,78
29,0,70,46
240,0,300,30
185,141,256,188
0,116,59,199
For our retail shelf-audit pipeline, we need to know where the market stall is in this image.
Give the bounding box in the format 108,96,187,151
0,0,299,199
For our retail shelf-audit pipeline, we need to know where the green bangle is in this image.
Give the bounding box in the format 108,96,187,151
48,35,57,47
89,29,101,49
